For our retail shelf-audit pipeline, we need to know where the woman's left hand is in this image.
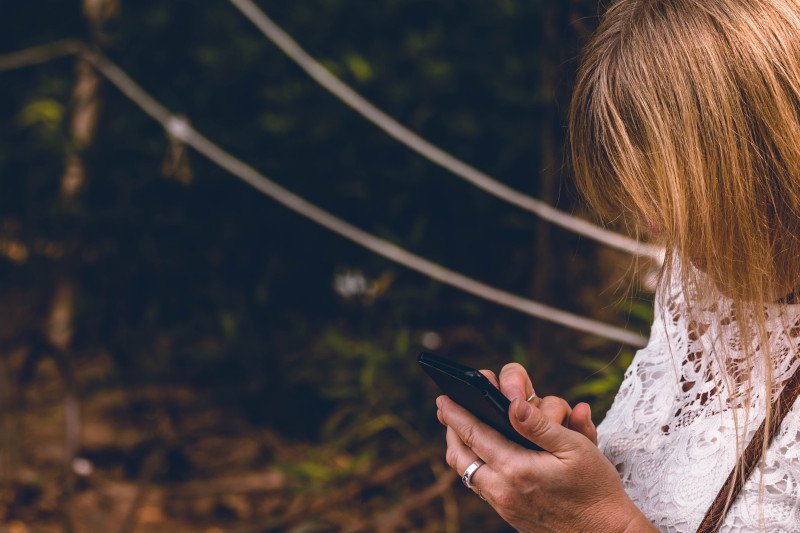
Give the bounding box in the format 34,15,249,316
436,394,655,533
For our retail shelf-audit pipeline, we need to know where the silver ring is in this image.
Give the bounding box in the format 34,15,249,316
462,459,485,489
527,392,536,402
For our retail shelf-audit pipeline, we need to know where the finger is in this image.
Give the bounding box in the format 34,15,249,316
509,398,585,455
538,395,572,427
572,404,598,445
438,395,516,468
568,402,597,445
479,369,499,388
445,426,501,497
437,401,446,426
498,363,535,403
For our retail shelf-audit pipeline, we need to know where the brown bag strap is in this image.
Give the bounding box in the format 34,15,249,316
696,363,800,532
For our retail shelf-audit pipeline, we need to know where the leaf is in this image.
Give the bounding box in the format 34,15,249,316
19,99,64,132
343,52,374,83
569,376,621,397
511,342,529,366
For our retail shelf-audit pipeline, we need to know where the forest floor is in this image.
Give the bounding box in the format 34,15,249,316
0,347,510,533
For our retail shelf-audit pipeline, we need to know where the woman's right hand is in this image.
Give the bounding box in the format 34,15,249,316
479,363,598,445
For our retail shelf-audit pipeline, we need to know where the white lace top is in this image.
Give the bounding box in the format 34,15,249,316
597,263,800,532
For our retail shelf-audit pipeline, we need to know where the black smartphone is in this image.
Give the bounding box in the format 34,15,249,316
418,351,542,451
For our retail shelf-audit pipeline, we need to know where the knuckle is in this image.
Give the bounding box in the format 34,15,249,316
541,395,565,407
461,423,477,449
542,396,571,417
505,464,527,487
445,447,459,470
528,410,551,436
573,439,591,455
493,455,514,479
559,398,572,413
493,487,515,509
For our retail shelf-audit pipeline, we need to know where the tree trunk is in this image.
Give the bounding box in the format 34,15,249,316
528,1,569,384
55,2,119,529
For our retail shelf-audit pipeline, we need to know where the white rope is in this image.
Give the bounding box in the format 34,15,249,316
0,39,83,71
0,42,648,345
226,0,665,262
67,49,646,347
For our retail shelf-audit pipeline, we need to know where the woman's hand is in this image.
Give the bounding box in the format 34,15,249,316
478,363,597,443
437,364,655,533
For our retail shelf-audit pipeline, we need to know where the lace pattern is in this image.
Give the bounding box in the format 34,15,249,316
597,261,800,532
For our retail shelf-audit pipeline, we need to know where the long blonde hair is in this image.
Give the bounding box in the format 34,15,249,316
569,0,800,525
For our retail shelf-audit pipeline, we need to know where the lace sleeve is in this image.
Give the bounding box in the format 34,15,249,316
594,259,800,532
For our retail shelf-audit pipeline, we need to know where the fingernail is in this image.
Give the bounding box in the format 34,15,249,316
516,400,532,422
436,396,443,408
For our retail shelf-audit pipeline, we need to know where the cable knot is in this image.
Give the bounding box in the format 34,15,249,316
165,115,190,141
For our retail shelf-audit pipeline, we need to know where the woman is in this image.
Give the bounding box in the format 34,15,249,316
435,0,800,530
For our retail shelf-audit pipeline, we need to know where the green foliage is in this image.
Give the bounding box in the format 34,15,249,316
616,297,657,324
19,98,64,133
343,52,375,83
567,350,635,417
277,446,374,487
270,326,440,493
566,296,655,417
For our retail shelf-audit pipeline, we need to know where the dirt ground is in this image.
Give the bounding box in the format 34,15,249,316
0,346,511,533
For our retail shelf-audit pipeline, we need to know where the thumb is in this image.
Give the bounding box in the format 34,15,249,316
509,398,583,453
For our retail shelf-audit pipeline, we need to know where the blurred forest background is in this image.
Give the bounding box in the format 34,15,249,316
0,1,655,531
